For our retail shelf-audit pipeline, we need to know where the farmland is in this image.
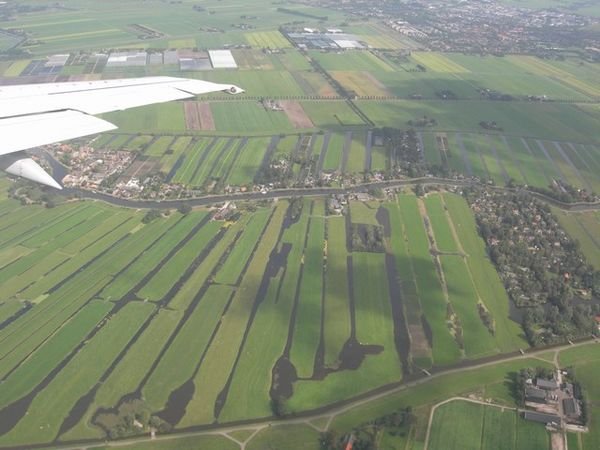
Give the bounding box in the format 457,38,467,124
1,0,600,448
553,210,600,269
0,188,534,447
428,400,549,450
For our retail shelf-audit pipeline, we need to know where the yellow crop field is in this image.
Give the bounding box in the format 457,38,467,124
4,60,31,77
412,52,470,73
245,31,291,48
331,71,390,97
507,55,600,97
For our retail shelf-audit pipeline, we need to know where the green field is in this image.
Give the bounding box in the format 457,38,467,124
2,0,600,447
429,400,549,450
210,102,295,133
553,210,600,269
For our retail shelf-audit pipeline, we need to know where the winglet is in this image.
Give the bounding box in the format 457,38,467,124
224,85,244,94
1,156,62,190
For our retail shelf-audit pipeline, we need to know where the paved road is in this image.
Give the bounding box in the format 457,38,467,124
40,339,597,450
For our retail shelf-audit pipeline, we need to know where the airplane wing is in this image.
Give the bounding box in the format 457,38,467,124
0,76,244,189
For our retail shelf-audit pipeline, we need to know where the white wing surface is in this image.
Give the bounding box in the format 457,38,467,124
0,76,244,189
0,111,117,156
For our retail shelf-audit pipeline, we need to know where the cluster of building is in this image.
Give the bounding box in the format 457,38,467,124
104,49,238,70
283,28,366,50
308,0,600,58
53,145,134,191
3,48,239,80
523,371,583,429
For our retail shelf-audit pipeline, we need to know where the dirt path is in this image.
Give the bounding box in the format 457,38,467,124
551,431,566,450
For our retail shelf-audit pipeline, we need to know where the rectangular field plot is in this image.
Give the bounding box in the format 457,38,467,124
559,143,600,194
554,209,600,269
271,49,311,71
320,133,343,173
428,400,484,450
301,101,365,128
232,49,277,70
384,202,432,367
171,138,213,185
226,137,270,186
308,50,395,72
245,30,291,48
103,103,185,132
331,71,391,97
290,205,325,378
197,70,305,97
357,100,600,144
216,203,312,423
3,59,32,76
374,69,480,99
428,399,549,450
142,284,234,412
411,52,470,73
323,216,352,368
507,55,600,98
210,101,295,133
143,136,175,157
396,195,462,366
443,195,525,352
541,140,590,190
293,71,338,97
440,255,499,358
424,194,458,253
180,203,288,425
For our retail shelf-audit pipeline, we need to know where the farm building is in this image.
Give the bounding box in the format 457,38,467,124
106,51,147,67
148,53,163,65
536,378,559,390
562,398,580,420
523,411,562,426
179,58,212,71
333,39,365,49
163,50,179,65
45,54,69,67
209,50,238,69
286,32,364,50
525,386,547,403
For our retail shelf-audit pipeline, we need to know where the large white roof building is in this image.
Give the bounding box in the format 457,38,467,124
208,50,238,69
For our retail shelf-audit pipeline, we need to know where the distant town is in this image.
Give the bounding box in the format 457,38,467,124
303,0,600,60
